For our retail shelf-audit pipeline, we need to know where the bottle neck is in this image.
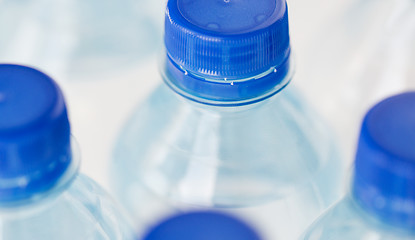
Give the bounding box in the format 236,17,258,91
161,54,294,107
351,175,415,233
0,139,80,212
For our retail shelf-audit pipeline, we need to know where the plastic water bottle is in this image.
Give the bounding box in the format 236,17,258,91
142,211,262,240
111,0,344,239
0,0,162,79
294,0,415,163
0,64,134,240
301,92,415,240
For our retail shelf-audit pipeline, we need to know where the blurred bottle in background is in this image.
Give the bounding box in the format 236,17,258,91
292,0,415,162
301,92,415,240
142,211,262,240
0,0,164,80
111,0,345,239
0,64,134,239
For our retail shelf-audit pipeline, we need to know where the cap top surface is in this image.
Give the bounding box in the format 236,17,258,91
0,65,58,133
144,211,261,240
366,92,415,161
178,0,279,34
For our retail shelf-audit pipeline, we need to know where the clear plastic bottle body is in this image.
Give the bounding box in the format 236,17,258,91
301,196,415,240
0,145,135,240
111,76,344,239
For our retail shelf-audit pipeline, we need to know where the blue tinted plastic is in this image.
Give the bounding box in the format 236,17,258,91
163,56,292,105
0,64,135,239
353,92,415,230
0,64,71,203
301,92,415,239
164,0,291,103
143,211,261,240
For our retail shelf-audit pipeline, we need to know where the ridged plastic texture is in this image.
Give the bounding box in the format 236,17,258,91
353,92,415,229
0,64,71,203
164,0,291,79
163,55,291,104
143,211,261,240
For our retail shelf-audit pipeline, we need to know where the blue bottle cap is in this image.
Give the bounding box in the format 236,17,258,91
0,64,71,203
353,92,415,230
163,0,291,105
143,211,261,240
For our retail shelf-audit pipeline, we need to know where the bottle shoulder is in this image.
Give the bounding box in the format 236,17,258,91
0,174,134,240
114,83,343,207
302,196,415,240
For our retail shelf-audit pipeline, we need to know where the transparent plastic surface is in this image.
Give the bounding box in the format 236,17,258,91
0,174,135,240
0,141,135,240
0,0,163,79
294,0,415,161
111,82,344,239
301,196,415,240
